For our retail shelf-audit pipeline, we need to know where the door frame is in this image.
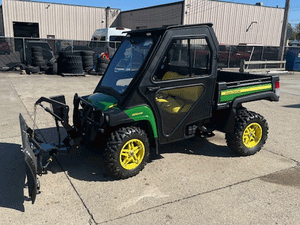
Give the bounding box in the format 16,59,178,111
139,25,219,144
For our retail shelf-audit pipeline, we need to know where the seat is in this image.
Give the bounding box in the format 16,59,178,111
155,71,203,114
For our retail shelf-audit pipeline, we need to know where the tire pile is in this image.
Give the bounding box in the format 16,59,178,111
96,57,110,75
81,51,94,72
58,51,83,75
26,46,45,74
25,47,104,76
25,46,56,74
57,50,95,75
31,46,47,68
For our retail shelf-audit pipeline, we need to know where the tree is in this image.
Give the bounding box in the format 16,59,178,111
288,23,300,40
288,23,296,40
296,23,300,39
296,23,300,32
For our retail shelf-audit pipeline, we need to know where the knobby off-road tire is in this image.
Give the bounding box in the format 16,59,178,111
96,57,110,73
82,56,94,72
104,126,150,179
96,67,106,74
81,50,94,57
32,52,43,58
225,109,268,156
31,46,43,52
98,57,110,64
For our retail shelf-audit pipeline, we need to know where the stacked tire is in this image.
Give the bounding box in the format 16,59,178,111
58,51,83,75
31,46,47,68
96,57,110,75
81,51,94,72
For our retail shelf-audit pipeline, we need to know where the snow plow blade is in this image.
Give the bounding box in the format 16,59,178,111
19,114,39,204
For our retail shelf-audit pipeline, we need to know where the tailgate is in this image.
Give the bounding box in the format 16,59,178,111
19,114,39,204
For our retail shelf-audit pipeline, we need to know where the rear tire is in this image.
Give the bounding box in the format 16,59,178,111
225,109,268,156
104,127,150,179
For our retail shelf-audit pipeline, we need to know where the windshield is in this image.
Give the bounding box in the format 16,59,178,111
100,37,154,94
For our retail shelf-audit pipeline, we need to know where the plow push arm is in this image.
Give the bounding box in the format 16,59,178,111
35,95,73,132
20,95,76,203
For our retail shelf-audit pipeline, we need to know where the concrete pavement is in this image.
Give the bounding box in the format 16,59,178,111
0,71,300,224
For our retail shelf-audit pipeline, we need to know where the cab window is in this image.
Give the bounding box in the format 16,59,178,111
153,37,211,81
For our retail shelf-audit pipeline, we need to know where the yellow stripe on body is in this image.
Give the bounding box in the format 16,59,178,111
221,84,272,96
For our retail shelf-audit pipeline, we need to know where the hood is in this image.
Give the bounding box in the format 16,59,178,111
87,93,118,111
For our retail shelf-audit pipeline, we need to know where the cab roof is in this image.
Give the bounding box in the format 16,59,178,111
127,23,213,36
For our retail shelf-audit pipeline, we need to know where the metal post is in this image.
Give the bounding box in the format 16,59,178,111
105,6,110,28
22,38,26,63
249,46,255,61
227,46,231,68
278,0,291,61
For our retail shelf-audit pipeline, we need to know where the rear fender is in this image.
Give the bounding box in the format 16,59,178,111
231,91,279,108
217,91,279,133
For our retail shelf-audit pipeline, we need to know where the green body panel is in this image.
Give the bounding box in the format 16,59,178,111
125,105,158,138
87,93,118,111
220,83,273,103
88,93,158,138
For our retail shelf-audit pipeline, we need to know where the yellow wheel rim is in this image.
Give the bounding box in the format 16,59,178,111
120,139,145,170
243,123,262,148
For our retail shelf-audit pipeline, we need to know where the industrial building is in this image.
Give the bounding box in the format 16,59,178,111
115,0,284,46
113,2,184,31
0,0,285,46
1,0,120,40
183,0,284,46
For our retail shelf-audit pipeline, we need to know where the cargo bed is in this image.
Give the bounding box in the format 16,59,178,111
216,71,279,109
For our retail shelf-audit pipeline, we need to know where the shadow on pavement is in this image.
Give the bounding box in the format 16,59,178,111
283,104,300,109
37,127,236,183
35,127,113,182
0,143,26,212
159,136,236,158
52,146,111,182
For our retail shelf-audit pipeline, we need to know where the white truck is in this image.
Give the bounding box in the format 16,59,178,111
91,27,131,42
91,27,131,58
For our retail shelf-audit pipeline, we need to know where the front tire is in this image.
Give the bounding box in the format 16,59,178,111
225,109,268,156
104,127,150,179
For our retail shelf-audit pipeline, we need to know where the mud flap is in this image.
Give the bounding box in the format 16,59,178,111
19,114,39,204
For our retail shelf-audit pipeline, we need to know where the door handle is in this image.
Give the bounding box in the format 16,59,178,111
147,86,160,92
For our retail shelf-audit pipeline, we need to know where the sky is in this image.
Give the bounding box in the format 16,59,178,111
2,0,300,26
